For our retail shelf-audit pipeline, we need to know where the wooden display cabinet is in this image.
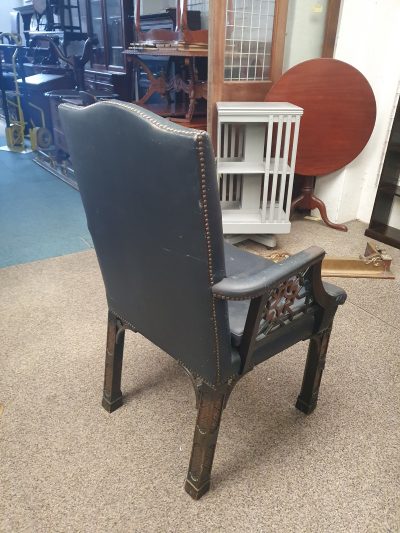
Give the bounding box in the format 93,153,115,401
365,100,400,249
85,0,133,100
207,0,289,144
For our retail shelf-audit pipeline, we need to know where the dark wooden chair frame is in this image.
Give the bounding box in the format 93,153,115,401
102,254,342,500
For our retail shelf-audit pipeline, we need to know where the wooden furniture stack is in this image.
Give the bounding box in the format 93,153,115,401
125,0,207,127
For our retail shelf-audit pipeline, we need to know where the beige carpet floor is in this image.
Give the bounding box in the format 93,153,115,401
1,220,399,533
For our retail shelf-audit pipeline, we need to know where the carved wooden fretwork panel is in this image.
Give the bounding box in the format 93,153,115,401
258,270,312,337
264,276,301,321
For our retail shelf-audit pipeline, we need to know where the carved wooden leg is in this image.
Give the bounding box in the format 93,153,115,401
102,311,125,413
310,193,348,232
296,326,332,415
290,175,348,231
185,384,225,500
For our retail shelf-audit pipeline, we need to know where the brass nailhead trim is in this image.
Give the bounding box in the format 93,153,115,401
108,308,217,387
213,292,270,301
110,308,137,331
109,309,226,389
195,137,221,383
60,100,203,139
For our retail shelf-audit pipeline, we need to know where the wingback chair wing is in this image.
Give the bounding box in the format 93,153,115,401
59,101,346,500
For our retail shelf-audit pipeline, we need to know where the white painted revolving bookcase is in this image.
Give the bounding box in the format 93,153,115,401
216,102,303,247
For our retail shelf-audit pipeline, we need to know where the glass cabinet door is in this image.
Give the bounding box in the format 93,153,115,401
225,0,276,81
88,0,105,66
105,0,124,67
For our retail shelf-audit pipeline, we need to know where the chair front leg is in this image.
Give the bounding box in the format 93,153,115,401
296,325,332,415
185,383,226,500
102,311,125,413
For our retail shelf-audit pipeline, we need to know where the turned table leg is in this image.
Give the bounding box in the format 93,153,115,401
291,175,348,232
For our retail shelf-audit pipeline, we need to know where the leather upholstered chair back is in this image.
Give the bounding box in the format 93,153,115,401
59,101,232,385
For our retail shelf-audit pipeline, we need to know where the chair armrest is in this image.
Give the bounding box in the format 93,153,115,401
320,281,347,306
212,246,326,300
213,246,346,375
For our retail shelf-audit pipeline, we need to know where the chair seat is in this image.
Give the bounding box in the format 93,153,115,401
224,242,346,348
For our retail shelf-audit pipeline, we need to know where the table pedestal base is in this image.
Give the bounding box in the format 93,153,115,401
291,176,348,232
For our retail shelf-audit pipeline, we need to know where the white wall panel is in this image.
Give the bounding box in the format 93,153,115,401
313,0,400,224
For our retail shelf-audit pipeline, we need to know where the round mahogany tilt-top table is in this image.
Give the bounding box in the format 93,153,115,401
265,58,376,231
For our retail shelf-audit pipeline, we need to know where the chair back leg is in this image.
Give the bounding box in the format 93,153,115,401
102,310,125,413
185,383,226,500
296,325,332,415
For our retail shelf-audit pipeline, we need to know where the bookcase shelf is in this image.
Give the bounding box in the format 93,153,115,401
216,102,303,245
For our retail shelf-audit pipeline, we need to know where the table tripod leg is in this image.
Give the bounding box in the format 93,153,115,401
290,193,306,217
290,175,348,232
311,193,348,232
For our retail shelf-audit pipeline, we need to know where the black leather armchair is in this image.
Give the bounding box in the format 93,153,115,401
59,101,346,500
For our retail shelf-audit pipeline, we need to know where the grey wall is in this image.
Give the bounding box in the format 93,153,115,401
283,0,329,72
0,0,22,34
140,0,176,15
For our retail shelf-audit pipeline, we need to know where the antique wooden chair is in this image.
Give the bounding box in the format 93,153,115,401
59,101,346,500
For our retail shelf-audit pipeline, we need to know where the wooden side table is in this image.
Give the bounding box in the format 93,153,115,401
265,59,376,232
